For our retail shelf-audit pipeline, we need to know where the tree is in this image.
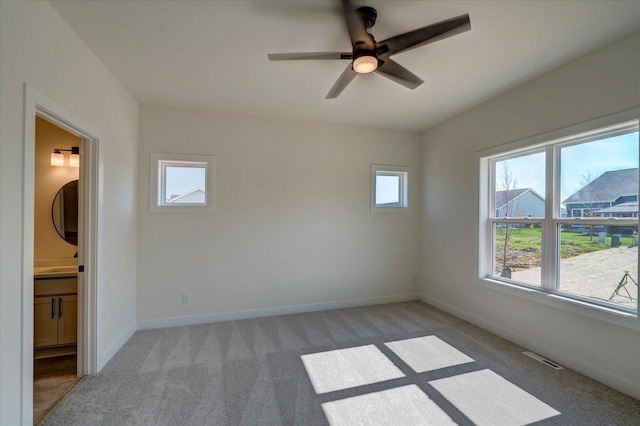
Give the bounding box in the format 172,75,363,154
497,163,520,277
579,171,600,241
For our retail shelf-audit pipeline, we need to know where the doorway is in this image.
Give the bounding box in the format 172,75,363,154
32,116,81,422
23,85,101,424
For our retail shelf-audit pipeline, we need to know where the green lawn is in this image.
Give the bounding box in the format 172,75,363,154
495,226,636,259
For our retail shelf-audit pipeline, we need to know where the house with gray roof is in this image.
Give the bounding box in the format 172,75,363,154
563,168,638,218
595,201,638,218
495,188,545,218
166,188,205,204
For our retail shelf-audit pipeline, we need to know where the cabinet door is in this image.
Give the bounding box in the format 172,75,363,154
34,297,58,348
57,295,77,345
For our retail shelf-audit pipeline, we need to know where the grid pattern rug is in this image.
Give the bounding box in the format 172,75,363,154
42,301,640,425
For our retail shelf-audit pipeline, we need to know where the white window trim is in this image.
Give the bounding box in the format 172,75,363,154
478,108,640,329
371,164,411,213
149,152,216,213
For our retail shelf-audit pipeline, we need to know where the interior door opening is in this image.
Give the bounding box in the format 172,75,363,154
23,85,101,425
32,116,83,423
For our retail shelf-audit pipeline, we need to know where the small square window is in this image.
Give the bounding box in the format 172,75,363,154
371,165,410,212
150,153,215,212
162,163,207,206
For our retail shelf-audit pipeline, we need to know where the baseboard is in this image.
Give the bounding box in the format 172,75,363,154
97,321,136,371
418,293,640,400
138,293,419,330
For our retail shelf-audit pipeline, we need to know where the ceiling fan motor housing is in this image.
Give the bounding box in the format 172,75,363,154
353,49,379,63
353,49,378,60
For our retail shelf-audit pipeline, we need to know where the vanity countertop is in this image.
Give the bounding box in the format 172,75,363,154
34,266,78,279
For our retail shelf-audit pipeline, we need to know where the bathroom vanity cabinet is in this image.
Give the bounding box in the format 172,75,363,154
34,275,77,352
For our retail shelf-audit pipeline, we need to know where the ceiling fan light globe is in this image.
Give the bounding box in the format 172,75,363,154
353,55,378,73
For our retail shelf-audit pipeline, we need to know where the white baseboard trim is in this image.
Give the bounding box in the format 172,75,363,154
97,321,136,371
138,293,419,330
418,293,640,400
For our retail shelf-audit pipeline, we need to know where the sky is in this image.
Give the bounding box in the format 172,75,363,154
495,132,639,203
165,166,206,200
376,175,400,204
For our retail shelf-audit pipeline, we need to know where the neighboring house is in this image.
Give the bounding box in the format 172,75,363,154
563,168,638,218
594,201,638,218
495,188,545,218
167,188,205,204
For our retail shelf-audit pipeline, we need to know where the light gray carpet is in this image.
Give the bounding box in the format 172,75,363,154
42,301,640,425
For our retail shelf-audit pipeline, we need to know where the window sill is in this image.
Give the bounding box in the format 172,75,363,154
371,207,411,213
476,277,639,331
149,205,215,213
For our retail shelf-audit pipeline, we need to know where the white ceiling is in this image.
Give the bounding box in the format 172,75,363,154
49,1,640,132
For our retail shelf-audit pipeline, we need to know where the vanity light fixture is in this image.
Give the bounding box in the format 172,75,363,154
69,147,80,167
50,150,64,167
51,146,80,167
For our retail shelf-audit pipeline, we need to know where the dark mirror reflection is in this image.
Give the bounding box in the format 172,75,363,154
52,180,78,246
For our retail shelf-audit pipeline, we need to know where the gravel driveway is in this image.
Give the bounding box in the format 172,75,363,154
512,246,638,308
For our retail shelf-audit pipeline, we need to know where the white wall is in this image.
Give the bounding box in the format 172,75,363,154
419,30,640,398
137,105,421,327
0,1,138,424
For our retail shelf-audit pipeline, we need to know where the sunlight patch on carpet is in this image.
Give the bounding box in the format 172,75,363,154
429,369,561,425
385,335,474,373
301,345,404,394
322,384,456,426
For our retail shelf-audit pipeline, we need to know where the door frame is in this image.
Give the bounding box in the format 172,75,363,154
22,84,102,422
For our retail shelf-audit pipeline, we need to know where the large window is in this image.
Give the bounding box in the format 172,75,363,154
150,153,215,212
480,113,639,316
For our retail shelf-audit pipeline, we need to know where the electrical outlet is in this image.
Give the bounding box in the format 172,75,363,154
182,293,191,303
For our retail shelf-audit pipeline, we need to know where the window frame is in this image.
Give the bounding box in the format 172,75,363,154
149,152,216,213
371,165,411,213
478,108,640,326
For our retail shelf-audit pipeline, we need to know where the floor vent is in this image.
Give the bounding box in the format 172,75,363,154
523,351,563,370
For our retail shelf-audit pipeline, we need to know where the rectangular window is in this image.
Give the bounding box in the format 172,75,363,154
150,153,215,212
371,165,410,212
480,113,639,316
162,163,207,205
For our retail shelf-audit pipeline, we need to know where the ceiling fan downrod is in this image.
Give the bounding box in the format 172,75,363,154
357,6,377,29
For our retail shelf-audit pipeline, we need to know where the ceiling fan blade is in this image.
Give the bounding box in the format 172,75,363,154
326,64,357,99
377,14,470,57
267,52,352,61
342,0,375,50
375,59,424,90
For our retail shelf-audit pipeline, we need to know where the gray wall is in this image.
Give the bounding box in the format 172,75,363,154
137,105,422,327
0,2,139,423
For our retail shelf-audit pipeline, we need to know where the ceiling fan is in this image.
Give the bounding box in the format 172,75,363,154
267,0,471,99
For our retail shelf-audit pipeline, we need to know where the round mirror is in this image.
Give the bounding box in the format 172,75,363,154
52,180,78,246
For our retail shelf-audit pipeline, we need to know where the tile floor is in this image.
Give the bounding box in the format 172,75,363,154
34,355,78,423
